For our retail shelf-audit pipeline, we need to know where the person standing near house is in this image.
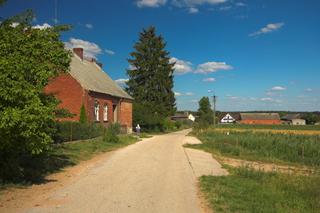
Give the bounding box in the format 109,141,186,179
136,124,141,134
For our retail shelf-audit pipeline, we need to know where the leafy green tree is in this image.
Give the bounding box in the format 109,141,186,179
302,113,319,125
0,0,6,6
0,11,71,179
197,97,214,127
79,104,88,124
127,26,176,130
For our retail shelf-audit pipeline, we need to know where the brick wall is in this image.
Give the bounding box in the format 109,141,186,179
45,76,133,131
45,74,84,121
87,92,132,131
119,100,133,132
240,120,282,125
87,91,115,126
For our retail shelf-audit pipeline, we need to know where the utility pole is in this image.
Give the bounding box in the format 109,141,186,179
213,95,217,128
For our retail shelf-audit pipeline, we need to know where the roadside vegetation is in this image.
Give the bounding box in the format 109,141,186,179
201,167,320,213
0,123,140,186
192,98,320,213
189,129,320,168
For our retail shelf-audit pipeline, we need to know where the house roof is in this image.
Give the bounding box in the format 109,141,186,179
281,114,302,120
240,113,280,120
219,113,241,121
70,55,133,100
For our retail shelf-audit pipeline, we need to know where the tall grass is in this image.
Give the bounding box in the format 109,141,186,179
192,130,320,167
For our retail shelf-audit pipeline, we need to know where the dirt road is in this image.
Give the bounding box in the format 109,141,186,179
1,129,226,213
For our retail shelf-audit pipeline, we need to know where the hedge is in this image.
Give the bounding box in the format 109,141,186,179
53,121,104,143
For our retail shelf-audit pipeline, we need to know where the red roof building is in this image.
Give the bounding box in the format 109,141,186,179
45,48,133,133
239,113,281,125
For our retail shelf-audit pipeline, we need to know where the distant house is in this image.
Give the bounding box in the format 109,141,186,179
239,113,281,125
220,113,236,124
282,114,306,125
45,48,133,133
171,112,195,122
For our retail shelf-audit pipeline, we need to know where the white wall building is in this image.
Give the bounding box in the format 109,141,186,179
221,113,236,124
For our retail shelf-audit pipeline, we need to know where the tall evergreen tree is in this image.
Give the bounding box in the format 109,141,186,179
127,27,176,128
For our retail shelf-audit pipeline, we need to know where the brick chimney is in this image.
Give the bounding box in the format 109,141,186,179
73,48,83,60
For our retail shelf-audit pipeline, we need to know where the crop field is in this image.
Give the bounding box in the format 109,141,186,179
215,124,320,131
215,124,320,135
191,129,320,167
191,126,320,212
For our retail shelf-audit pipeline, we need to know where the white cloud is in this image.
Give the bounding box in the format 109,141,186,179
261,97,282,103
175,92,182,96
270,86,286,91
195,61,233,74
137,0,167,7
85,23,93,29
65,38,102,59
235,2,246,7
250,22,285,37
261,97,273,102
32,23,52,30
191,99,198,103
175,92,194,96
202,77,216,82
105,49,115,55
185,92,194,96
189,7,199,13
115,78,129,87
174,0,227,7
219,5,232,10
170,57,193,74
10,22,20,28
305,88,313,92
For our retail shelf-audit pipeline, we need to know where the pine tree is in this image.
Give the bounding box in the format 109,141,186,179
127,26,176,128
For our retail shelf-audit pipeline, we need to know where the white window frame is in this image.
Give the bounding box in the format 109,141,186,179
103,105,108,121
94,101,100,121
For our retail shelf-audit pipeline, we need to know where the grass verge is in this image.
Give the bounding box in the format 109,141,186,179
200,167,320,213
0,135,139,188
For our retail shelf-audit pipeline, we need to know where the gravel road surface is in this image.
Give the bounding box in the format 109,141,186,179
22,129,225,213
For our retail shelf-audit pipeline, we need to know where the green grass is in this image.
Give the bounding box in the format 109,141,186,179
0,135,139,187
215,124,320,131
200,167,320,213
53,135,139,164
189,130,320,167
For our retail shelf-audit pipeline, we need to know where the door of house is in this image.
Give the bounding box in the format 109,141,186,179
113,104,118,123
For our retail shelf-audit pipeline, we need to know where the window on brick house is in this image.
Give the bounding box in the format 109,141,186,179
94,100,100,121
104,105,108,121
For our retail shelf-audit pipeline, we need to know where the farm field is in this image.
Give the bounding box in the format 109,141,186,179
190,127,320,213
215,124,320,135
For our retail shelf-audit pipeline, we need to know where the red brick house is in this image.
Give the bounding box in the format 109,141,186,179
45,48,133,133
239,113,281,125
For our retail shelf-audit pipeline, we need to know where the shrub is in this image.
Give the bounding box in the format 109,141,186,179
174,121,182,129
103,123,121,143
54,121,104,143
79,105,88,124
161,118,176,132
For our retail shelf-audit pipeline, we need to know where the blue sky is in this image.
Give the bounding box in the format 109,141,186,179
1,0,320,111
